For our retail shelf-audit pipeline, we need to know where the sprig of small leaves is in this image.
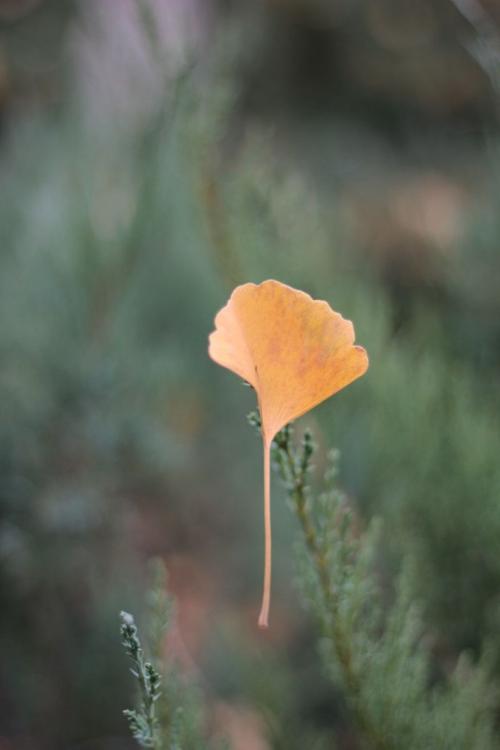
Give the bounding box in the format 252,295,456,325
121,610,162,748
267,421,387,749
247,411,498,750
247,411,380,744
120,560,216,750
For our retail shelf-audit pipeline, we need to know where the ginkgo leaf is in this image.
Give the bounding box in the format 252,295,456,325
208,280,369,628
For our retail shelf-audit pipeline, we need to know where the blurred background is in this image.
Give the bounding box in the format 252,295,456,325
2,0,500,747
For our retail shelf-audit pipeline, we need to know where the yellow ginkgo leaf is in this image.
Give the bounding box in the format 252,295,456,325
209,280,369,628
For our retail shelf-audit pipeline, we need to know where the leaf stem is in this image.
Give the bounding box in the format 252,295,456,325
258,438,272,628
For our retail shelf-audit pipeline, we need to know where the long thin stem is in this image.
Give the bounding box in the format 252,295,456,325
258,437,272,628
273,433,389,750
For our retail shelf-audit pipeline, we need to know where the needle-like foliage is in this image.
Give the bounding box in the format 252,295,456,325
121,560,216,750
122,418,499,749
264,415,498,750
274,426,496,750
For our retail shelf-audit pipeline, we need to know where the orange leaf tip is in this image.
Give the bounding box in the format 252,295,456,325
208,280,369,627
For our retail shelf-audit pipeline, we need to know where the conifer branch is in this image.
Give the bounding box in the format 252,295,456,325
247,412,497,750
267,419,389,750
121,610,162,748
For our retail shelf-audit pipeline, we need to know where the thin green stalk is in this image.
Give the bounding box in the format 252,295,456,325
121,610,162,749
271,425,390,750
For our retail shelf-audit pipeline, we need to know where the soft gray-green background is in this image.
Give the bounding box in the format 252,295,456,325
2,1,500,747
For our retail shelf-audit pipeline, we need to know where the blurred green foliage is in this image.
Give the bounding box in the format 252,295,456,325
2,0,500,748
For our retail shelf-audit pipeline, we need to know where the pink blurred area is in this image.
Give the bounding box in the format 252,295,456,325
71,0,214,130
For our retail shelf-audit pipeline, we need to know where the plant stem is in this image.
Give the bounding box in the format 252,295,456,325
121,611,161,748
258,438,272,629
274,433,390,750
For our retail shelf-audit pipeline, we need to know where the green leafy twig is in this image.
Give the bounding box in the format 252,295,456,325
247,411,497,749
276,431,388,749
120,560,215,750
121,610,162,748
248,411,388,749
